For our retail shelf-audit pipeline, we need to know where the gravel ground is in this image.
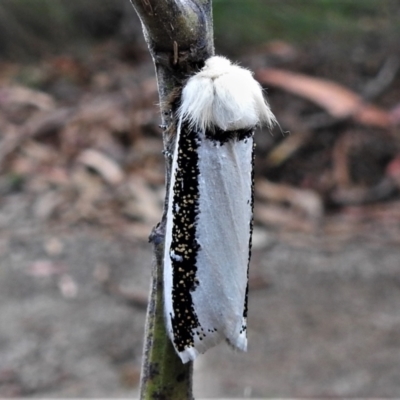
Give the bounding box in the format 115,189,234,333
1,194,400,398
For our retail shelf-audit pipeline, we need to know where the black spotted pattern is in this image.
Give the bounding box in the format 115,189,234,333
206,126,253,145
170,122,255,352
170,121,202,352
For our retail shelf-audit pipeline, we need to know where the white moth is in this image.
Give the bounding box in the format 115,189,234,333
164,56,276,363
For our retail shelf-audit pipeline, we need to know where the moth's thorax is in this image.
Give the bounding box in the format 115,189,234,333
204,56,231,70
199,56,232,79
178,55,276,133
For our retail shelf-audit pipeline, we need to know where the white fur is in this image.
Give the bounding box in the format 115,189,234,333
178,56,276,132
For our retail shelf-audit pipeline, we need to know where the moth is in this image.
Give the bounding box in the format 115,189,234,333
164,56,276,363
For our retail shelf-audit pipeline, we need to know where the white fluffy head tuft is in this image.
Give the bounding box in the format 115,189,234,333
178,56,276,132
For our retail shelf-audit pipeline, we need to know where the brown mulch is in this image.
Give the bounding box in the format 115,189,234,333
1,39,400,244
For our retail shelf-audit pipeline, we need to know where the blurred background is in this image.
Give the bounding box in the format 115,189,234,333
1,0,400,397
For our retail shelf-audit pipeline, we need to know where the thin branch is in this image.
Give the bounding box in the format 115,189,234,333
131,0,213,53
129,1,214,399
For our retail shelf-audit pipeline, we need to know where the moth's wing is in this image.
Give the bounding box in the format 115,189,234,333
163,122,208,363
192,131,253,352
164,123,253,363
163,123,184,357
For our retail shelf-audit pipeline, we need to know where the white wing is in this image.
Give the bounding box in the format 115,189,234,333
164,122,253,363
191,129,253,354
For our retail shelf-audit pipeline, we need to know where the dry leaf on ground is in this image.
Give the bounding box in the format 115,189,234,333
78,148,124,185
256,68,391,128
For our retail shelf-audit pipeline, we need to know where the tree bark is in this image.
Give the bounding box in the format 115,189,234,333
129,1,214,399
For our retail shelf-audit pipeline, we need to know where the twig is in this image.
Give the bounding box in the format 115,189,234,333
129,1,214,399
